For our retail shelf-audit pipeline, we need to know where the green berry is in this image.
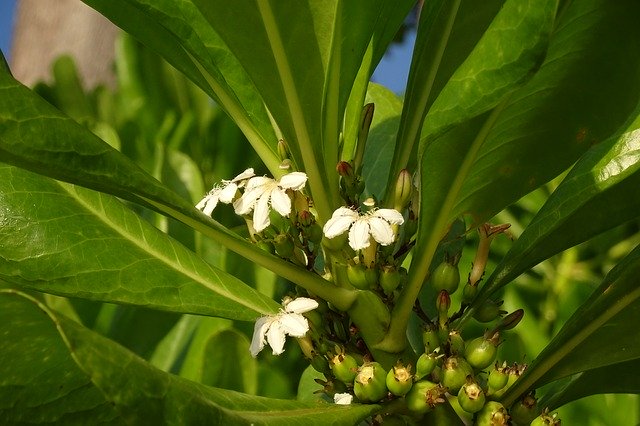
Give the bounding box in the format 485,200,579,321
476,401,509,426
431,261,460,294
509,394,538,426
465,334,499,370
405,380,445,414
457,379,486,413
415,352,439,380
448,330,465,355
380,266,401,294
441,356,473,394
385,362,413,396
530,409,561,426
273,233,294,258
474,299,503,323
487,362,509,393
422,327,440,353
353,362,388,402
347,263,370,290
330,352,358,384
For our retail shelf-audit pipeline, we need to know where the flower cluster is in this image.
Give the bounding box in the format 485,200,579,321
323,207,404,250
250,297,319,357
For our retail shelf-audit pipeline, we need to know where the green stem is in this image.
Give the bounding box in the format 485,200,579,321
377,97,511,353
143,197,357,311
257,2,334,224
383,0,461,207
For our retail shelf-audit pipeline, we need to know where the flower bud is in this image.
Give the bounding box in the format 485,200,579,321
431,261,460,294
353,362,388,402
464,332,499,370
380,265,401,294
441,356,473,394
494,309,524,332
385,361,413,396
330,351,359,384
476,401,509,426
277,139,289,161
437,290,451,328
336,161,355,178
393,169,413,211
457,377,486,414
297,210,314,227
509,393,538,426
406,380,446,414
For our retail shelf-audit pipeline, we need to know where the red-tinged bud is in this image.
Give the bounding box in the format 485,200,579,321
437,290,451,328
494,309,524,332
336,161,354,178
297,210,314,227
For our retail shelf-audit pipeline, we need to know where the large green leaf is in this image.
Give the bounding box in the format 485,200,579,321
82,0,281,173
383,0,557,350
500,245,640,406
0,61,355,310
0,290,382,425
475,113,640,303
0,164,278,320
0,289,122,424
540,358,640,410
451,0,640,222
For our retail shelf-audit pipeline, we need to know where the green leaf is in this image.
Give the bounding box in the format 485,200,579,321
0,164,279,320
451,0,640,222
0,290,122,424
1,291,383,424
82,0,281,173
361,83,403,199
477,113,640,302
540,359,640,410
0,62,355,311
500,245,640,406
201,329,257,394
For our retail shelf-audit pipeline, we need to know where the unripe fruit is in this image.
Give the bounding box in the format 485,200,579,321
415,352,439,380
330,352,358,384
474,299,503,323
323,233,347,251
380,266,401,294
465,334,499,370
491,363,527,399
476,401,509,426
448,330,465,355
353,362,388,402
431,262,460,294
530,409,561,426
457,379,486,413
441,356,473,394
364,267,379,288
509,394,538,426
422,327,440,353
462,282,477,303
273,233,294,258
347,263,370,290
488,362,509,393
386,362,413,396
406,380,445,414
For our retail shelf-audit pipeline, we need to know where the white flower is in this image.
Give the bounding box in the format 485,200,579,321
333,393,353,405
196,168,255,216
323,207,404,250
250,297,318,357
234,172,308,232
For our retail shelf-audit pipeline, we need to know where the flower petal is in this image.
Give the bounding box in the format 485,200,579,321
249,316,272,357
323,208,358,239
252,190,272,232
232,168,255,182
278,313,309,337
334,393,353,405
218,182,238,204
279,172,307,190
284,297,319,314
266,321,287,355
270,187,292,217
368,216,396,246
348,219,371,250
234,183,266,215
372,208,404,225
